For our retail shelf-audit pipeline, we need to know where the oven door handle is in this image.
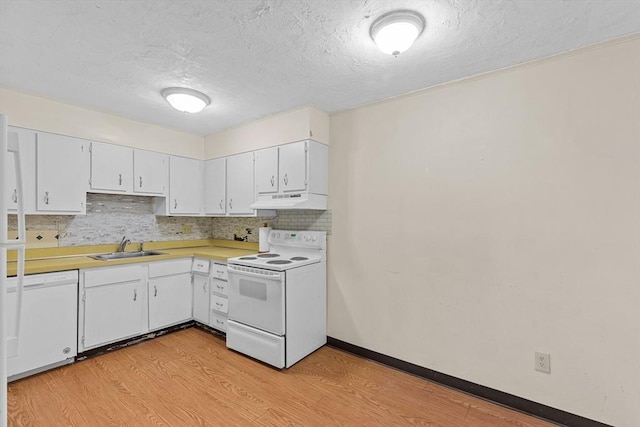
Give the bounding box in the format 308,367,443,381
227,264,284,280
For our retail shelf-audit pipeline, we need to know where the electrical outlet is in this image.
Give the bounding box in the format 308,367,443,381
535,352,550,373
182,225,192,234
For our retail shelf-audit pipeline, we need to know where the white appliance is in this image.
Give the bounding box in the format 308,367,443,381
6,271,78,381
0,114,26,427
226,230,326,369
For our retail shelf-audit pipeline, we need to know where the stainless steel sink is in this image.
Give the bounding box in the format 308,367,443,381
89,251,166,261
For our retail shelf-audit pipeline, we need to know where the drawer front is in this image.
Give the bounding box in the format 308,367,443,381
211,294,228,314
83,265,143,288
209,311,227,332
192,258,211,274
149,258,192,277
227,320,285,369
211,278,228,296
212,263,227,281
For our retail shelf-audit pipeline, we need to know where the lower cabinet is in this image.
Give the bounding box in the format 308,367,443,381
79,258,193,352
192,258,211,324
148,259,193,331
79,265,146,352
209,262,228,332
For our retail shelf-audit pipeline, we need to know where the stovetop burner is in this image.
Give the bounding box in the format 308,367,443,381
290,257,308,261
267,260,292,265
257,253,280,258
239,256,258,260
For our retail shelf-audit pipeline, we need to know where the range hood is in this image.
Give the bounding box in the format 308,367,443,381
250,193,327,210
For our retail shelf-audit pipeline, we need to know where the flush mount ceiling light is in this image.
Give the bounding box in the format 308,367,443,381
162,87,211,113
370,10,425,56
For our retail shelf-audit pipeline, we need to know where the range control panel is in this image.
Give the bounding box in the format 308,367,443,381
268,230,326,249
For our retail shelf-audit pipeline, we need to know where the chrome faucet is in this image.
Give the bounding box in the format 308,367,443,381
117,236,131,253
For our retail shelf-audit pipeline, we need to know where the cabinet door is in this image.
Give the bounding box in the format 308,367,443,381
226,152,255,215
5,127,36,214
36,132,88,213
203,157,226,214
148,273,193,330
169,156,202,214
279,141,307,192
254,147,279,195
134,150,167,195
193,274,210,324
90,142,133,192
82,281,145,349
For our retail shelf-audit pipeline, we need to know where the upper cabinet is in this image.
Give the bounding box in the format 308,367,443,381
36,132,88,214
226,152,255,216
90,142,133,193
254,147,279,195
134,149,167,195
167,156,202,215
89,143,167,196
251,140,328,210
203,157,226,215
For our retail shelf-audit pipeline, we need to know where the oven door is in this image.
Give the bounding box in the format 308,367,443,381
227,264,285,335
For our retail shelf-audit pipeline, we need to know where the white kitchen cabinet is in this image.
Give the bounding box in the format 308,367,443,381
5,126,36,214
36,132,88,214
168,156,202,215
226,152,255,215
90,141,133,193
79,265,146,351
209,262,228,332
148,259,193,331
279,141,307,192
254,146,279,195
251,140,328,210
203,157,226,215
134,149,167,195
193,274,210,324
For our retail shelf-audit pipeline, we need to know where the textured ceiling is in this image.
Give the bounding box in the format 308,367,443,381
0,0,639,136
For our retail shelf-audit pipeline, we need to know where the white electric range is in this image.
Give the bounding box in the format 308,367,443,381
226,230,327,369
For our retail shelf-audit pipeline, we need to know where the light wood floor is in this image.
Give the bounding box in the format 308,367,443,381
8,328,556,426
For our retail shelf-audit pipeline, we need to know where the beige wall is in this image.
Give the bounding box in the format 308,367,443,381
328,35,640,427
0,87,204,158
204,105,330,159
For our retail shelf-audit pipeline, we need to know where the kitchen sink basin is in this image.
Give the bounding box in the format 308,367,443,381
89,251,166,261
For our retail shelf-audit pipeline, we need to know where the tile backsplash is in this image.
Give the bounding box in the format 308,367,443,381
8,193,332,247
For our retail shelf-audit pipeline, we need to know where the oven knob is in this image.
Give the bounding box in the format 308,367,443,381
271,232,275,238
312,235,317,241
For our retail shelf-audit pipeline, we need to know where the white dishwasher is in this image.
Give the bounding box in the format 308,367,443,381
6,270,78,380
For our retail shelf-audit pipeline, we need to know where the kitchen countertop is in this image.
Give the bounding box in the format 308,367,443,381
6,239,259,276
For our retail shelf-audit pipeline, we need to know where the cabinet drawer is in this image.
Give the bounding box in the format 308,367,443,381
209,312,227,332
192,258,211,274
227,320,285,369
211,294,228,314
211,278,228,296
83,265,142,288
212,263,227,281
148,258,192,277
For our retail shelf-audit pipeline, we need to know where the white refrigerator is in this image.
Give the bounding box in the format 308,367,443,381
0,113,26,427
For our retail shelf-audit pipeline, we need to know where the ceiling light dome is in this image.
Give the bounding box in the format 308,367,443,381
370,10,425,56
162,87,210,113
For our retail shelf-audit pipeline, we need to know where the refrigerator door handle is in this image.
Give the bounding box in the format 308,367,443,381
6,131,26,358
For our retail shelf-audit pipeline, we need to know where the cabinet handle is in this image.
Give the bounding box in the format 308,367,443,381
174,199,177,209
12,189,17,203
228,199,233,210
119,173,123,185
133,289,137,301
270,175,274,187
284,173,288,186
219,200,223,210
216,284,224,290
216,302,223,307
154,285,158,297
216,319,224,325
203,283,207,293
44,191,50,205
139,176,143,188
